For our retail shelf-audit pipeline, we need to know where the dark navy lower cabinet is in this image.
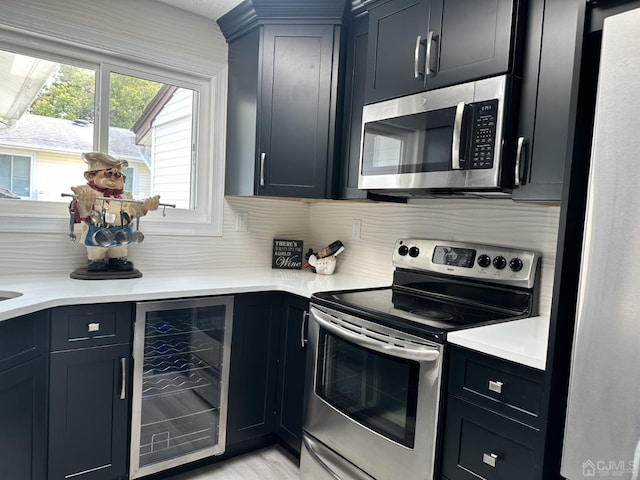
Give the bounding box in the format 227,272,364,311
228,293,309,454
0,310,49,480
440,347,544,480
48,304,132,480
227,293,281,446
274,295,309,454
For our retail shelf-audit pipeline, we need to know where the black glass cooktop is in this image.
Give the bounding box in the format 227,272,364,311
311,286,529,342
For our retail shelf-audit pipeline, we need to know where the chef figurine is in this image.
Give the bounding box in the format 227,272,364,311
69,152,160,272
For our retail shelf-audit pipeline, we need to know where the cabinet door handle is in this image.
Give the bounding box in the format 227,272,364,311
488,380,503,394
260,152,266,187
514,136,526,186
88,322,100,332
300,311,309,348
483,452,498,467
120,357,126,400
425,31,437,77
414,35,424,78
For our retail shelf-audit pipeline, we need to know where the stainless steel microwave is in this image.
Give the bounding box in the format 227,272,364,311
359,75,520,197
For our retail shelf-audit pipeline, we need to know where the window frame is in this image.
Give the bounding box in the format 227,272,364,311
0,30,226,237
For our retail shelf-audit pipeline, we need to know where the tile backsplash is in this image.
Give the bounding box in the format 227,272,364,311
0,196,559,314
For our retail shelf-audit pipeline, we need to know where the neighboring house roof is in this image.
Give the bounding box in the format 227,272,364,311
0,113,146,162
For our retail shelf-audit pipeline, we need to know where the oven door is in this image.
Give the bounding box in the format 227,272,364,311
302,305,444,480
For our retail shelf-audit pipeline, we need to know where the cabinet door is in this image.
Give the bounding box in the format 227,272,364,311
512,0,585,201
258,25,338,198
427,0,516,90
0,356,48,480
339,14,369,200
48,344,130,480
226,293,281,445
441,395,541,480
275,295,309,453
365,0,429,104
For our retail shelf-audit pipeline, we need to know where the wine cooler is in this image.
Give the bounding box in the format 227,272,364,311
129,296,234,478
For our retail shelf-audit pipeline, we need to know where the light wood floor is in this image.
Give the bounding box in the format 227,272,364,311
163,445,301,480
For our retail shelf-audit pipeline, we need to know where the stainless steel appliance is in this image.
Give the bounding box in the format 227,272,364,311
129,297,234,479
561,8,640,480
359,75,521,196
301,239,540,480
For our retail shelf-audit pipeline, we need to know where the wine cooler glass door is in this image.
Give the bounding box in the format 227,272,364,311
130,296,234,479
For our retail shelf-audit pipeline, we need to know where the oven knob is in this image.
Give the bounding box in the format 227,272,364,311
492,256,507,270
398,245,409,256
509,258,524,272
477,254,491,268
409,246,420,258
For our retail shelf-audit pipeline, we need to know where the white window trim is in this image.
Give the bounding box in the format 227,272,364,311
0,27,226,237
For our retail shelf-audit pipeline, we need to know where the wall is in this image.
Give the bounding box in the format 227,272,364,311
306,199,560,315
0,196,559,315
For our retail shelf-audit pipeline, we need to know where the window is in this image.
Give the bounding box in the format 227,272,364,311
0,31,224,236
0,153,32,198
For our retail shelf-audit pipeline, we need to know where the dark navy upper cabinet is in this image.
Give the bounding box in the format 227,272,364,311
364,0,430,103
338,12,369,199
364,0,521,104
219,2,345,199
512,0,586,202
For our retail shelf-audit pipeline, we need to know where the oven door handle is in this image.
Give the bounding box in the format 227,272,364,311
312,309,440,362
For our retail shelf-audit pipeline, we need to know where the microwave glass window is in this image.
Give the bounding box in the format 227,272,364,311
316,330,418,448
362,106,458,176
370,134,403,168
423,126,453,169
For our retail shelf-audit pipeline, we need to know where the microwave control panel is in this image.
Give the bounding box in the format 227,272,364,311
470,99,498,169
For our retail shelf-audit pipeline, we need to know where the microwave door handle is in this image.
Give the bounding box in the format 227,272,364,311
451,102,465,170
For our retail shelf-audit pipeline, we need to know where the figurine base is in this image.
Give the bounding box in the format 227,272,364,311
70,267,142,280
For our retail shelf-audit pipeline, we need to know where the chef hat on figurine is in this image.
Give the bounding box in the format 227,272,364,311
82,152,129,172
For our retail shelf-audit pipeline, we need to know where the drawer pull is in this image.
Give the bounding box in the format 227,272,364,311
483,452,498,467
488,380,503,393
88,322,100,333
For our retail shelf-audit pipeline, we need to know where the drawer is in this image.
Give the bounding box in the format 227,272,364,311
448,346,544,427
0,311,49,372
441,395,541,480
51,303,132,351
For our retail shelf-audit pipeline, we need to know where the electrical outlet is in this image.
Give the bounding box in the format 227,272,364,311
236,212,248,232
351,218,362,240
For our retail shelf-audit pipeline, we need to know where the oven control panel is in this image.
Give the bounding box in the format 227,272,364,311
393,239,539,288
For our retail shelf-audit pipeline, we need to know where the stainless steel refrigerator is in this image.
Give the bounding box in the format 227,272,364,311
561,6,640,480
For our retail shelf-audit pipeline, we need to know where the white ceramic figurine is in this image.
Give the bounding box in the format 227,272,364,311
69,152,160,273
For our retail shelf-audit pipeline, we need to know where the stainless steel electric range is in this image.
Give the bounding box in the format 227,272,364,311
300,238,540,480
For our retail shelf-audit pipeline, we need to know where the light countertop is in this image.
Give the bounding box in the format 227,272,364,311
447,315,550,370
0,268,390,322
0,269,549,369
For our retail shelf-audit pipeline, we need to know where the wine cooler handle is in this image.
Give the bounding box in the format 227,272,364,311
120,357,126,400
